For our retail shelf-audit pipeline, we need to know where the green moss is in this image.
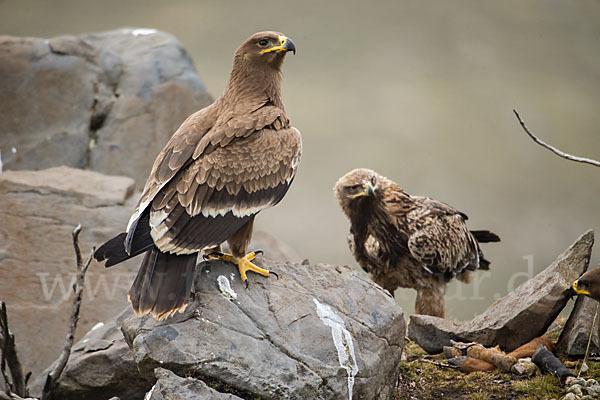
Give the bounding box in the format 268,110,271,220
395,339,600,399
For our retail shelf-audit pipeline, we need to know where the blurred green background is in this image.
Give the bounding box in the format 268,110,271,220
2,0,599,320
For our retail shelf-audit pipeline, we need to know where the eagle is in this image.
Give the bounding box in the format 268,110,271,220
334,168,500,318
94,32,301,320
573,267,600,302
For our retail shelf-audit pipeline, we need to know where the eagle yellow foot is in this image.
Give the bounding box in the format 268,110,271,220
203,250,278,288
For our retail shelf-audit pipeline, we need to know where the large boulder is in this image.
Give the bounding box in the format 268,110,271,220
29,259,405,400
408,230,594,354
121,259,406,400
0,28,212,185
0,167,140,376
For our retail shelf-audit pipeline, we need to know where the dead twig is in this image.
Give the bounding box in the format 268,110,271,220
41,225,94,400
513,109,600,167
0,302,26,398
417,358,460,370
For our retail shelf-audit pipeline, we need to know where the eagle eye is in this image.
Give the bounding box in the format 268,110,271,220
258,39,269,47
370,176,376,185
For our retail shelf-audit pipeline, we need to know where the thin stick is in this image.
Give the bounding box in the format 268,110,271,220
0,302,26,397
417,358,460,370
578,302,599,377
513,109,600,167
41,225,94,400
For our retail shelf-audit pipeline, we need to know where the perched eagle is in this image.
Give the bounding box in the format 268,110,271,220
573,267,600,302
94,32,301,319
334,168,499,317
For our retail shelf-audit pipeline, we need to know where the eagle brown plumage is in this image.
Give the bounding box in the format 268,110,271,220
94,32,301,320
334,168,500,317
573,267,600,302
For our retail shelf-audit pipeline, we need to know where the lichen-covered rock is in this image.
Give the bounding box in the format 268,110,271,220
0,28,212,185
123,259,406,400
408,230,594,353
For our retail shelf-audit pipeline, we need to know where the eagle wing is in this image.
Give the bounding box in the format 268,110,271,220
125,101,301,254
399,195,479,279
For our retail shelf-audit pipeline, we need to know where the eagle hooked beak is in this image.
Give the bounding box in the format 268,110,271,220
261,35,296,55
572,280,591,296
351,182,375,198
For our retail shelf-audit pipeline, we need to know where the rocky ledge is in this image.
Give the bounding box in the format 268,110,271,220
32,257,406,400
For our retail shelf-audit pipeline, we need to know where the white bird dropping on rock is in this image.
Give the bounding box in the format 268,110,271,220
314,298,358,400
217,275,238,301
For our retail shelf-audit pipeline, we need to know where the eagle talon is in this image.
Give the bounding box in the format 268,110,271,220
269,270,279,279
254,249,264,256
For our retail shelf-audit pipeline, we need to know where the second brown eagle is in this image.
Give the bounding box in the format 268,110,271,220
334,168,500,318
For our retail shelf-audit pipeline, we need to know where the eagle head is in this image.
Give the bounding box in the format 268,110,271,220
572,266,600,301
235,31,296,71
334,168,380,211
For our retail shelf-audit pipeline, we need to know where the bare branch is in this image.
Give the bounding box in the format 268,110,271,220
0,302,26,397
417,358,460,370
513,109,600,167
41,224,94,400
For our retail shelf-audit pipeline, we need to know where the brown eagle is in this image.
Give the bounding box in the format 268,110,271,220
94,32,301,319
573,267,600,302
334,168,499,317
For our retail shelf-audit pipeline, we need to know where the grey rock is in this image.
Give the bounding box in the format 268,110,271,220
557,290,600,356
123,259,406,400
568,384,584,396
30,308,153,400
146,368,243,400
0,167,140,376
570,378,588,387
561,393,577,400
408,230,594,353
588,384,600,396
0,28,212,185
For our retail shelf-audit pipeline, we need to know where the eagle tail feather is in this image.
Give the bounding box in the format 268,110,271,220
478,252,491,270
128,247,196,320
470,230,501,243
94,229,154,268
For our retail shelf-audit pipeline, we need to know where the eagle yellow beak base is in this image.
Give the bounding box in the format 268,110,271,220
351,182,375,199
261,35,296,54
573,280,591,296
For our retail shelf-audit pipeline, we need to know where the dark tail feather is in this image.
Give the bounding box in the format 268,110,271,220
94,230,154,267
471,230,501,243
128,247,197,320
479,254,491,270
